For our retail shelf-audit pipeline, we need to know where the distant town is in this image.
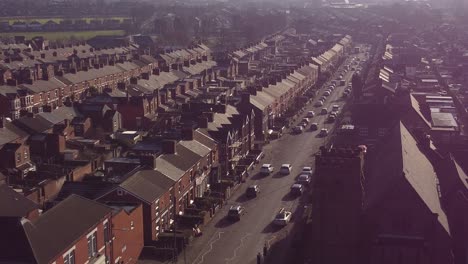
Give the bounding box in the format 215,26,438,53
0,1,467,264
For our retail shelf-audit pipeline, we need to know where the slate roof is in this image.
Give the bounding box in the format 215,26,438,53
193,129,217,149
21,195,111,264
0,185,39,217
161,144,201,172
120,170,175,203
19,78,65,93
0,121,28,146
179,139,211,157
365,122,450,235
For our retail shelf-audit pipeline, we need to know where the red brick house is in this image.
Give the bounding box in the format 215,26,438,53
107,203,144,264
99,170,175,244
0,195,113,264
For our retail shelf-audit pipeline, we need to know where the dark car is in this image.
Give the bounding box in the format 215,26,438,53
228,205,245,221
246,185,260,198
290,184,304,196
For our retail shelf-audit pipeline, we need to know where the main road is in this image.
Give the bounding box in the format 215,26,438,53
140,49,369,264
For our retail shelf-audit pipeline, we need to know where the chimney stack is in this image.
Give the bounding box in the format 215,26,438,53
161,140,176,154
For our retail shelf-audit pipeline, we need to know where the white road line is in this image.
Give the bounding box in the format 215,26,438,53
193,231,224,264
225,233,252,264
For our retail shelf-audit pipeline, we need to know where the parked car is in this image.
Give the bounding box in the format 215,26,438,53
293,126,304,134
319,128,329,137
307,111,315,118
327,115,336,123
301,167,313,176
315,101,324,107
260,164,274,175
273,208,292,226
228,205,245,221
321,108,328,115
280,164,292,175
301,118,310,124
297,174,311,186
290,184,304,196
323,91,330,96
310,123,318,131
246,185,260,198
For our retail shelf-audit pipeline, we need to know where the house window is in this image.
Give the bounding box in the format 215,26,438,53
24,149,28,161
16,152,21,163
117,189,124,196
39,93,43,101
103,220,110,243
63,250,75,264
87,231,98,258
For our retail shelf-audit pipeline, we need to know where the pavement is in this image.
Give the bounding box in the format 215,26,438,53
139,51,366,264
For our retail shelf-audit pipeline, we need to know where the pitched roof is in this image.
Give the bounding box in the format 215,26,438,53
21,195,111,264
0,121,29,146
120,170,175,203
0,185,38,217
161,144,201,172
365,122,450,235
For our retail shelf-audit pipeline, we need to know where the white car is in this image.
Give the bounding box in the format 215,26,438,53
315,101,324,107
332,105,340,112
319,128,329,137
280,164,292,175
273,208,292,226
260,164,274,175
301,167,313,176
307,111,315,118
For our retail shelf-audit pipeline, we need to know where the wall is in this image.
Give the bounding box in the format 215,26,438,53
112,204,144,264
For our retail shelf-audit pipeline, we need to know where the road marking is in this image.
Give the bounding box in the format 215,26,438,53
193,231,224,264
225,233,252,263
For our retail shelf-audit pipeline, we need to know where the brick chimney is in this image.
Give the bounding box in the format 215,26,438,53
162,140,176,154
141,72,150,80
182,128,194,141
197,117,208,128
203,112,214,122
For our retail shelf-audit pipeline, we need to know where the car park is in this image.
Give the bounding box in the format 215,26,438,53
228,205,245,221
297,174,312,186
280,164,292,175
307,111,315,118
319,128,329,137
260,164,274,175
273,208,292,226
310,123,318,131
290,184,304,196
321,108,328,115
301,167,313,176
246,185,260,198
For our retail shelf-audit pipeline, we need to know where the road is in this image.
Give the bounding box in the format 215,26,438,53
140,49,369,264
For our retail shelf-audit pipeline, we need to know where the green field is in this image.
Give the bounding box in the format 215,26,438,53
0,17,130,25
0,30,126,41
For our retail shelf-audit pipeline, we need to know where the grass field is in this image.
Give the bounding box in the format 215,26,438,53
0,17,130,25
0,30,126,41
